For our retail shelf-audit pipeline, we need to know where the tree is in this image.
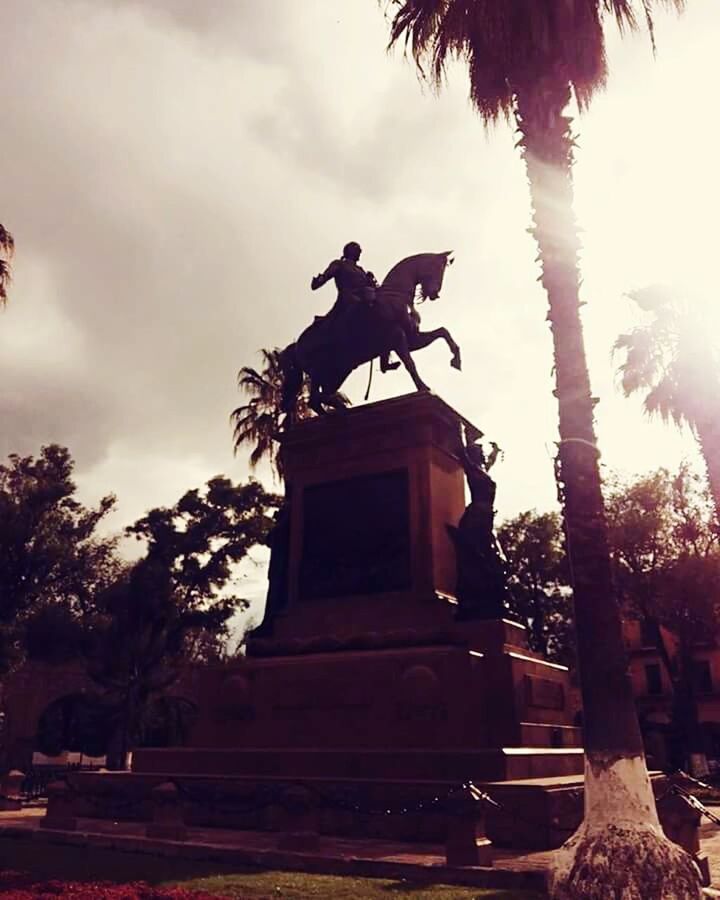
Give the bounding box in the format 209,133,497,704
606,466,720,773
615,285,720,526
498,510,574,666
232,348,348,480
0,224,13,305
383,2,698,896
87,476,278,768
232,349,296,479
0,445,119,672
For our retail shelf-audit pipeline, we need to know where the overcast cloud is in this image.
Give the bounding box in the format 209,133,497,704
2,1,719,624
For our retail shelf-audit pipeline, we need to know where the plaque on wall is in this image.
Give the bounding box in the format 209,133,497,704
299,469,411,599
524,674,565,711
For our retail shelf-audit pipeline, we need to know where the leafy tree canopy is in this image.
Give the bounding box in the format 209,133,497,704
498,466,720,670
0,445,119,671
126,476,279,621
86,476,278,765
498,509,574,665
605,465,720,643
13,465,279,765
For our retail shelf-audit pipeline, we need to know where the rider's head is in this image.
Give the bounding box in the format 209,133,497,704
343,241,362,262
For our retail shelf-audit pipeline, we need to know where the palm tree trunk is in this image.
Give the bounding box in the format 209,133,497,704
695,416,720,530
515,77,700,899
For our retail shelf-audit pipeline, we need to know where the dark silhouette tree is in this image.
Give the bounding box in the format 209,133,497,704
606,466,720,774
88,476,278,768
615,285,720,526
498,510,574,666
0,445,119,673
0,224,13,305
232,348,348,480
232,348,312,480
383,2,698,895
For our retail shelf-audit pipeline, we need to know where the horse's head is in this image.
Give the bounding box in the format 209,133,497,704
380,251,455,304
418,251,453,302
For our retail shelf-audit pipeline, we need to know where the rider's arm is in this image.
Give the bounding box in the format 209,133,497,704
311,259,339,290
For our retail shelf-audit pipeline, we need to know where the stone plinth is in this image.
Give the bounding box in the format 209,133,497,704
272,392,467,642
73,392,583,846
0,769,24,811
41,781,77,831
146,781,187,841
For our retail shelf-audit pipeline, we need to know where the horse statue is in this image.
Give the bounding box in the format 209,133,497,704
280,251,462,417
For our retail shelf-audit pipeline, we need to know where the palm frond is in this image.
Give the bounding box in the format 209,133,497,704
613,327,663,397
0,225,14,256
615,284,715,435
231,346,350,475
644,376,685,426
0,225,14,306
0,261,11,306
626,284,675,313
230,348,289,476
386,1,683,119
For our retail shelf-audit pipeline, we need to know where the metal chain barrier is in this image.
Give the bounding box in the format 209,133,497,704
166,777,579,830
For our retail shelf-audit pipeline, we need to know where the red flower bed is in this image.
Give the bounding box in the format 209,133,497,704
0,872,235,899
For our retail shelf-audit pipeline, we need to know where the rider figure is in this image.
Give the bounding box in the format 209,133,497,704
311,242,400,372
311,241,376,320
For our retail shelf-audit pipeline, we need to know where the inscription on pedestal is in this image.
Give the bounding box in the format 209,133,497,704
396,702,448,722
524,675,565,711
299,469,411,599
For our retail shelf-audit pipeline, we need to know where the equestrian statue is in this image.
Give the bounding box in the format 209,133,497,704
279,242,462,418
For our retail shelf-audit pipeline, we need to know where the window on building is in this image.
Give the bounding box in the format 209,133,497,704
639,620,656,648
645,664,663,696
692,660,713,694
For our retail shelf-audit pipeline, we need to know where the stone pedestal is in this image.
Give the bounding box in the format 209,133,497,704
41,781,77,831
275,785,321,852
145,781,187,841
74,393,582,844
0,769,24,811
274,391,468,642
445,786,492,867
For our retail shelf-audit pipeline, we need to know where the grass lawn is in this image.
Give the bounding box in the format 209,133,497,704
0,838,545,899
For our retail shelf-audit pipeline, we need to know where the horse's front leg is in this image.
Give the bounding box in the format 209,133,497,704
309,380,326,416
409,328,462,371
379,351,400,372
392,327,430,393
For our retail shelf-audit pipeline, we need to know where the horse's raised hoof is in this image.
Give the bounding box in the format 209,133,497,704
381,360,401,372
451,351,462,371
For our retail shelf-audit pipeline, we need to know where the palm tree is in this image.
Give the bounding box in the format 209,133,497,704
0,224,14,305
384,3,699,896
615,286,720,527
231,348,348,480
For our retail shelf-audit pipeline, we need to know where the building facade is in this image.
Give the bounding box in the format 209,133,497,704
624,618,720,770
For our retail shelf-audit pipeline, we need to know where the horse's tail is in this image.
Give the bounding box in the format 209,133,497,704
278,342,303,422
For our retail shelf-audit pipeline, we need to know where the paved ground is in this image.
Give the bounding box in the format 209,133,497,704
0,808,547,892
0,806,718,893
700,811,720,885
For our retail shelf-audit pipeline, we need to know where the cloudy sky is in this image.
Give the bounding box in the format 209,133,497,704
2,1,719,618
